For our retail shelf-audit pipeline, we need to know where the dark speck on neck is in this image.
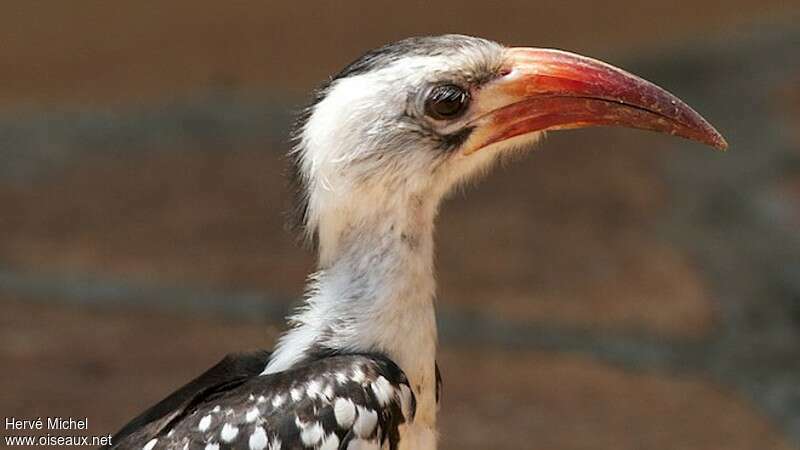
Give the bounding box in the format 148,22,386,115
400,232,419,250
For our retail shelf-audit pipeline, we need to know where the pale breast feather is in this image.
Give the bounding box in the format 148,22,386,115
107,353,416,450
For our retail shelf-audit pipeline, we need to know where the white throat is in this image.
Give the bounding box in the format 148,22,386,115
264,184,442,423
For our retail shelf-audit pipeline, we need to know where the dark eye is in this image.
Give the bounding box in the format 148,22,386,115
424,84,470,120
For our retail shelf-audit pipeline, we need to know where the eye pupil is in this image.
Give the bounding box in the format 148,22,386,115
425,85,469,120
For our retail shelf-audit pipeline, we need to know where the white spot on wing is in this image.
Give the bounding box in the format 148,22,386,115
257,395,267,404
245,406,260,423
319,433,340,450
271,394,286,408
205,444,219,450
399,384,414,419
306,379,323,399
249,426,268,450
351,366,366,384
143,438,157,450
353,406,378,437
212,405,221,413
198,415,212,432
220,423,239,442
290,387,303,402
300,421,324,446
333,397,356,428
371,376,394,406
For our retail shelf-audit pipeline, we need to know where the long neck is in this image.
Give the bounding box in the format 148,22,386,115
265,192,440,416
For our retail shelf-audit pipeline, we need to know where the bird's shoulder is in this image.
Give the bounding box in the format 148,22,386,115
109,352,416,450
106,350,271,449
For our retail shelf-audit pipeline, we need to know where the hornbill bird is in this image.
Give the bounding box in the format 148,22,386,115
106,35,726,450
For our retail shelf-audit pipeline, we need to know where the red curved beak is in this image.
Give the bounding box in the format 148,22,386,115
463,48,728,154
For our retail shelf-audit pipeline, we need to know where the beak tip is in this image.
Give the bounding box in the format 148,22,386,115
701,131,728,152
703,126,729,152
685,111,728,151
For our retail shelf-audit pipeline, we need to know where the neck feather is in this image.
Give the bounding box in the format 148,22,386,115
264,192,440,388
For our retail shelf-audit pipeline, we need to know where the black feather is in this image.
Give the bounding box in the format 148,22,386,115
102,350,270,449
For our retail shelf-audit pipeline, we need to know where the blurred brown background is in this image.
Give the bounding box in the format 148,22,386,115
2,1,800,449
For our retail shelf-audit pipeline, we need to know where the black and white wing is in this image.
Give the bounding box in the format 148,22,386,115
107,353,416,450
